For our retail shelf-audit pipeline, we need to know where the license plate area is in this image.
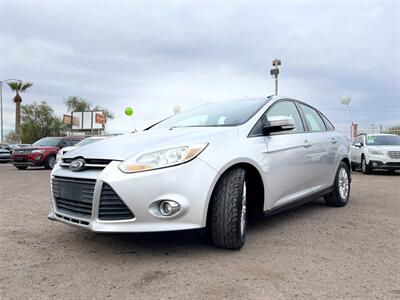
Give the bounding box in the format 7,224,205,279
60,182,82,200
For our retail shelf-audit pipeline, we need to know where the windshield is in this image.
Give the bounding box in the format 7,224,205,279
366,135,400,145
151,99,267,129
76,137,105,146
33,137,63,147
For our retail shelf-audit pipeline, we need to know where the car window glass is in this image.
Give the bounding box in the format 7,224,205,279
299,104,326,132
320,114,334,130
265,101,304,133
70,139,81,146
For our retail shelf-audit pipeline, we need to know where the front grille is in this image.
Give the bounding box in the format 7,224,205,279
52,176,96,218
15,149,32,154
387,151,400,159
99,183,134,220
385,162,400,167
60,158,112,169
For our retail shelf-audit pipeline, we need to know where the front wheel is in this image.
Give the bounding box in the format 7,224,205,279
210,168,247,250
361,156,371,174
44,155,56,169
325,162,351,207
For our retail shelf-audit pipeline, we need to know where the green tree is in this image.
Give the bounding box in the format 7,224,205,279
63,96,114,123
7,81,33,140
384,125,400,135
63,96,91,112
20,101,66,144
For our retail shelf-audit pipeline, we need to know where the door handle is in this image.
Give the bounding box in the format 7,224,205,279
331,139,338,144
303,140,312,148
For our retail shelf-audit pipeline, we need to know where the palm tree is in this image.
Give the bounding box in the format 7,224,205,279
7,81,33,140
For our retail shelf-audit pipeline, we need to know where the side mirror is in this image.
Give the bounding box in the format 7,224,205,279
354,142,363,148
262,116,295,135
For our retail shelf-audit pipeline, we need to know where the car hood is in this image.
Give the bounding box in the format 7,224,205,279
62,146,78,153
63,127,237,161
27,146,58,150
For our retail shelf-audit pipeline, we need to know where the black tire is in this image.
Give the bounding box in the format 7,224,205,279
210,168,247,250
16,166,28,170
361,155,371,174
44,155,56,169
325,162,351,207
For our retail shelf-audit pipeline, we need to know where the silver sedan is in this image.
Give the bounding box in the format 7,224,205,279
49,96,351,249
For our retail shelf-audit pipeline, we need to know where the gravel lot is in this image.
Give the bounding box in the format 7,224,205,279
0,163,399,299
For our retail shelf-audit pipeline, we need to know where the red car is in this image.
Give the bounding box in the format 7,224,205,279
11,137,84,170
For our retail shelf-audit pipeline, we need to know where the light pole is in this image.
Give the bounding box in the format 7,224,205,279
270,58,281,95
0,79,22,143
340,96,356,138
173,105,181,114
340,96,353,124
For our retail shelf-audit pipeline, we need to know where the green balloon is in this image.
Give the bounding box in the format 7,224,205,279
125,107,134,116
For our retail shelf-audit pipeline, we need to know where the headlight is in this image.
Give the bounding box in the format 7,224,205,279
32,149,45,154
369,149,384,155
118,143,208,173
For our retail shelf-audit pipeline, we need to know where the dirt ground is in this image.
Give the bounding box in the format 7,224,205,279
0,163,399,299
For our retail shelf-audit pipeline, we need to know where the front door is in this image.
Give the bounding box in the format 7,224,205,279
261,100,311,209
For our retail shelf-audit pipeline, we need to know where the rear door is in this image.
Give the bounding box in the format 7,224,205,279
297,102,334,191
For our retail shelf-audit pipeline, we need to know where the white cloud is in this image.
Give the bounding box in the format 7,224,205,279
1,1,399,137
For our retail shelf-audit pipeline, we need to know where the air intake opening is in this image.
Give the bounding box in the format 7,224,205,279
99,183,134,221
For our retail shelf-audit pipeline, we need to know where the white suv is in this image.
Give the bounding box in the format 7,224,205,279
350,134,400,174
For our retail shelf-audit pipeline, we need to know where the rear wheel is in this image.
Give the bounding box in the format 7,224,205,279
325,162,350,207
210,168,247,250
44,155,56,169
361,156,371,174
16,166,28,170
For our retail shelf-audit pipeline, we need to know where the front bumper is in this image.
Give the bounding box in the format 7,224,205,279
11,154,45,166
0,156,11,162
49,159,218,232
368,160,400,170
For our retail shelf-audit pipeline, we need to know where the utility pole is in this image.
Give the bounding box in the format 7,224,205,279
270,59,281,95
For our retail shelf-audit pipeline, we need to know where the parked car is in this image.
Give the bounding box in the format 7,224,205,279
11,136,84,170
0,144,31,163
350,134,400,174
49,96,351,249
0,148,11,163
56,136,110,161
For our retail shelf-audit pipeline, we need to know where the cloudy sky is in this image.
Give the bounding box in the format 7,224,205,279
1,0,399,135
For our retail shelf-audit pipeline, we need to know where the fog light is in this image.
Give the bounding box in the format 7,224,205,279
159,200,181,216
372,162,378,167
34,156,41,160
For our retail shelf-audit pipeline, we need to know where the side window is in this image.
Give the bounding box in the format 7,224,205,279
265,101,304,133
320,113,334,130
58,139,68,147
70,139,80,146
298,104,326,132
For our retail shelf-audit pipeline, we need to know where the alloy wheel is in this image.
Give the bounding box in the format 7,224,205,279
49,157,56,168
338,167,349,200
240,181,247,236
